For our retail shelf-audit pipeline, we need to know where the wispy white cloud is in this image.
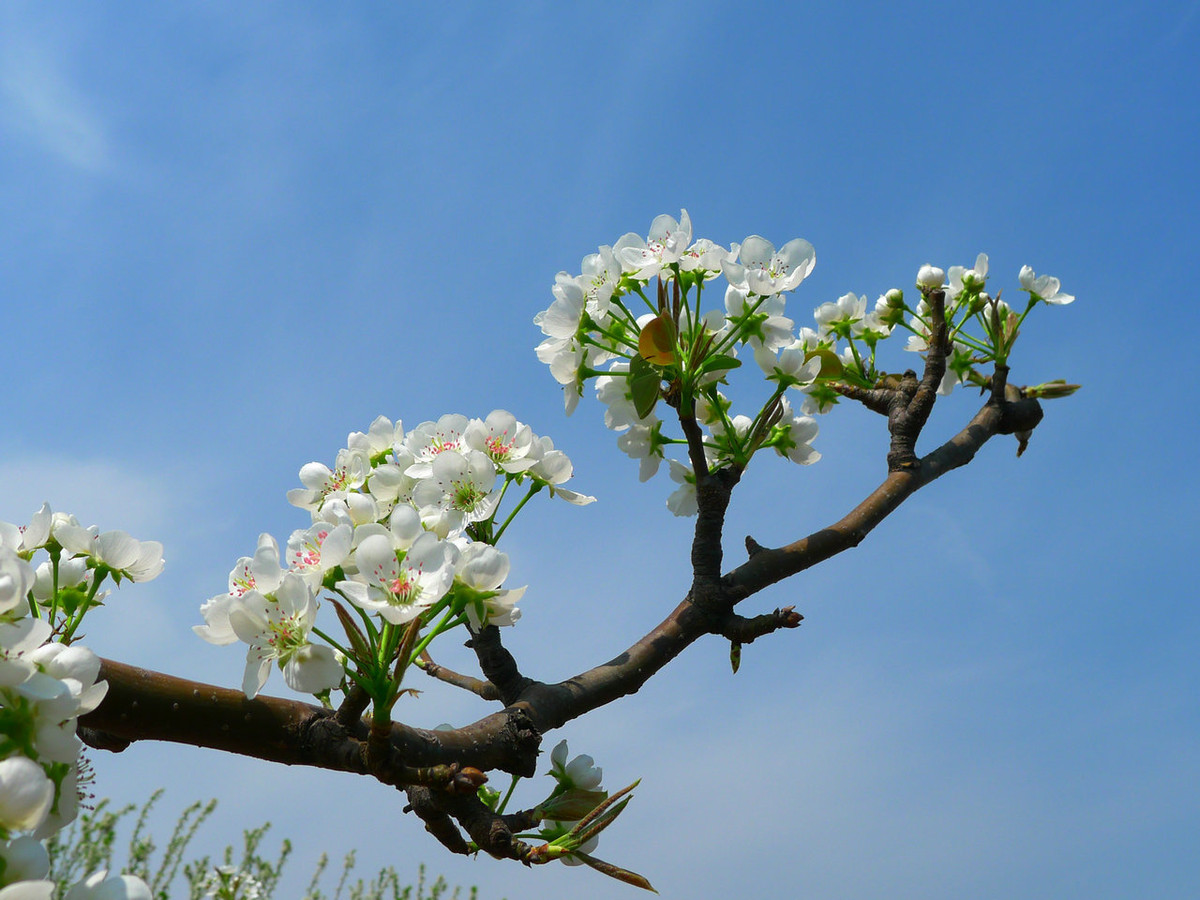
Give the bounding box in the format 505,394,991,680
0,30,112,173
0,456,170,535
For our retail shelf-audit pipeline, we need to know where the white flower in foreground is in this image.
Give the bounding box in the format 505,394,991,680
528,438,596,505
616,423,663,482
725,285,794,350
0,878,55,898
412,450,500,529
615,209,693,279
0,835,51,886
286,448,371,512
64,870,152,900
1,549,35,616
338,533,453,626
723,235,816,296
0,504,53,555
549,740,603,791
1018,265,1074,304
679,237,739,279
403,414,472,479
771,399,821,465
666,460,697,517
51,527,163,583
0,757,53,832
286,523,351,587
578,246,622,320
454,543,525,628
0,618,53,688
228,573,340,698
465,410,536,473
947,253,989,300
24,643,107,716
814,291,867,340
347,415,404,459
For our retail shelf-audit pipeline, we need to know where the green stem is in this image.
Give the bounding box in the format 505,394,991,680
492,483,540,544
407,609,466,667
310,626,351,660
496,775,522,815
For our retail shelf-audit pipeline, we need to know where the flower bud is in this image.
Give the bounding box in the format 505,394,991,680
916,265,945,290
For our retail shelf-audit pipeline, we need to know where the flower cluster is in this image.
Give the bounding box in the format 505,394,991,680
904,254,1076,392
536,213,1078,512
534,210,835,514
1,505,162,899
195,411,591,704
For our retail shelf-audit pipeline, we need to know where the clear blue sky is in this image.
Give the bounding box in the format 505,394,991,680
2,2,1197,898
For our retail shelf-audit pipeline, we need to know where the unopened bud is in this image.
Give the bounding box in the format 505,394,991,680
916,265,945,291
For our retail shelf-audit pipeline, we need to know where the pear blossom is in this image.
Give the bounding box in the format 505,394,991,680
577,246,622,321
946,253,989,301
754,340,822,390
594,363,656,432
337,533,453,626
0,757,53,832
412,450,501,530
403,415,472,479
1,550,34,616
317,493,385,530
679,238,739,279
63,870,152,900
814,292,867,340
615,209,693,279
616,423,664,482
722,235,816,296
1019,265,1074,304
51,527,163,584
549,740,603,791
666,461,698,517
536,275,587,341
769,400,821,465
227,572,340,698
0,505,53,555
453,543,525,628
0,834,50,885
285,523,351,587
347,415,404,461
0,617,53,687
725,285,795,350
465,410,537,473
528,438,596,505
5,669,89,763
24,643,107,716
286,448,371,511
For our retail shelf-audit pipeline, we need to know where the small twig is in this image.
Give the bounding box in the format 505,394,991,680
418,650,502,701
713,606,804,643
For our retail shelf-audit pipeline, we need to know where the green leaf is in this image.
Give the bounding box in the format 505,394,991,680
574,852,658,893
730,641,742,674
56,586,90,616
629,355,661,420
699,354,742,376
328,598,371,662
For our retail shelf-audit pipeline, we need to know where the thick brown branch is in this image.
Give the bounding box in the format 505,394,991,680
723,395,1008,602
466,625,533,705
80,659,540,776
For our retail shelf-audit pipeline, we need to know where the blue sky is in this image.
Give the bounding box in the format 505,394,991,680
2,2,1197,897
